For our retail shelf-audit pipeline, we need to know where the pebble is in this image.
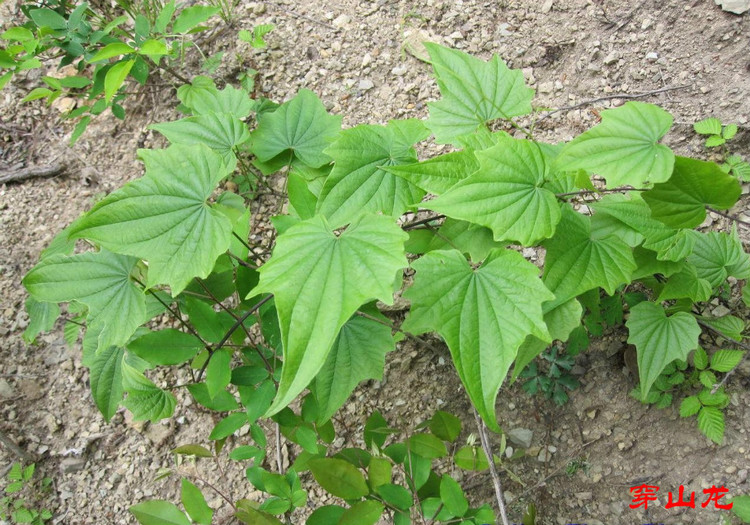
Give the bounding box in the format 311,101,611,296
392,65,408,76
603,52,619,65
507,428,533,448
0,378,13,398
358,79,374,91
332,14,351,28
645,52,658,62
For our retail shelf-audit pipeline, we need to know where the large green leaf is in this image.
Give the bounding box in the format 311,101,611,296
383,150,479,195
150,113,250,167
402,248,553,431
427,135,561,245
626,302,700,400
591,193,696,261
688,229,750,287
425,43,534,144
317,120,428,227
181,479,213,525
69,145,234,295
338,501,385,525
89,346,125,422
250,214,407,415
251,89,342,168
543,206,636,309
121,363,177,421
308,458,369,500
23,250,145,350
555,101,674,187
658,264,712,302
130,500,191,525
180,82,254,119
313,309,395,423
642,156,741,228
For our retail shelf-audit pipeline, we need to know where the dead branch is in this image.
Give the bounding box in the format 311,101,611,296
0,163,66,185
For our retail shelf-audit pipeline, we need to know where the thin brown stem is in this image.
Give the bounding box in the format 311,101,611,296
556,187,648,198
706,207,750,229
472,409,510,525
402,214,446,231
536,85,691,123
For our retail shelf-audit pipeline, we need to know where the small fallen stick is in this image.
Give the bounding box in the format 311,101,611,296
0,163,66,185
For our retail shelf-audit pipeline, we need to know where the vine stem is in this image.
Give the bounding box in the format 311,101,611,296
555,187,648,198
196,294,274,382
472,409,510,525
696,319,750,393
706,207,750,230
535,84,690,122
402,214,446,231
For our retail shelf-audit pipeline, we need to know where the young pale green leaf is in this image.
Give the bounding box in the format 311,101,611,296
130,500,191,525
382,150,479,195
251,89,342,168
104,59,134,102
657,264,712,303
308,458,369,500
403,248,554,431
723,123,738,140
555,101,674,187
139,39,169,57
250,214,407,416
543,206,636,309
172,5,219,33
429,410,462,442
693,117,722,136
127,329,204,366
89,346,125,422
425,43,533,144
626,302,701,401
440,475,469,517
69,145,234,295
710,350,743,373
172,444,213,457
23,250,145,350
313,310,395,423
88,42,135,62
642,156,741,229
367,457,392,489
150,113,250,167
427,135,561,246
338,500,385,525
688,229,750,288
679,396,701,417
122,363,176,422
181,479,213,525
697,406,724,444
705,135,725,148
317,120,428,227
23,297,60,344
694,347,709,370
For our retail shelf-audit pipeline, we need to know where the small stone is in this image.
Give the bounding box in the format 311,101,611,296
538,81,553,94
505,445,514,458
361,53,372,67
603,52,619,65
541,0,554,13
358,79,374,91
577,491,593,501
537,449,549,462
712,304,731,317
714,0,750,15
738,469,748,483
641,18,653,30
507,428,533,448
332,14,351,28
392,65,408,76
497,23,512,37
645,52,659,62
726,465,738,474
0,378,13,399
60,457,87,474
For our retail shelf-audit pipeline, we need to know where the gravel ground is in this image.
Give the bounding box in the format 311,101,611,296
1,1,749,524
